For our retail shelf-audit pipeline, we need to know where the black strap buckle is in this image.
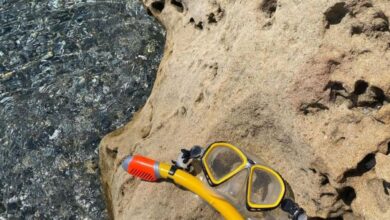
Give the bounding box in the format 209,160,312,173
281,198,306,220
171,145,203,171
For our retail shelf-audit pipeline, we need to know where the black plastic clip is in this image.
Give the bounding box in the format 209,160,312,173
168,165,179,176
171,145,203,171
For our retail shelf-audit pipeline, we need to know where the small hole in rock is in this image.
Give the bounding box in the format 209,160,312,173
320,174,330,185
106,147,118,159
383,181,390,195
208,13,217,23
338,186,356,206
387,142,390,155
171,0,184,13
217,7,223,14
299,102,329,115
146,8,153,16
324,2,349,28
261,0,277,18
370,86,386,103
353,80,369,95
195,22,203,30
189,17,195,23
324,80,346,102
309,168,317,173
356,153,376,170
151,1,165,13
324,80,345,91
373,12,389,32
342,153,376,180
327,60,340,72
361,2,373,8
351,25,363,35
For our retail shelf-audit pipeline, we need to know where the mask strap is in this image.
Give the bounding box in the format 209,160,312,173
172,145,204,171
281,198,307,220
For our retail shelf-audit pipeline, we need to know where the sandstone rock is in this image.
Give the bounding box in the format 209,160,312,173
376,153,390,182
99,0,390,219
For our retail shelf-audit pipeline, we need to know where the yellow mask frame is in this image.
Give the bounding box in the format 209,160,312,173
201,142,286,210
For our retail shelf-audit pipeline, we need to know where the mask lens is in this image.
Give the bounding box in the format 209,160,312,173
204,145,245,182
249,166,284,207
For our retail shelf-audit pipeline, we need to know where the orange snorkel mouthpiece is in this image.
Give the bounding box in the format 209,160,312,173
122,155,160,182
121,154,245,220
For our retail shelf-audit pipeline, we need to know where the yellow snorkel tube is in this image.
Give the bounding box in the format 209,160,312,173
122,155,244,220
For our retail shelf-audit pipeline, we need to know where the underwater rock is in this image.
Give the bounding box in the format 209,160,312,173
100,0,390,219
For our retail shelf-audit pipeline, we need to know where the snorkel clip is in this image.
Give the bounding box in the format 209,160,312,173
172,145,204,171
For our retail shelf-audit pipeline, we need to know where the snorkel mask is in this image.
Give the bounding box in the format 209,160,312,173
174,142,306,220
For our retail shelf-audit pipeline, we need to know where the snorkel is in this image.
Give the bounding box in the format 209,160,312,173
121,155,244,220
121,142,306,220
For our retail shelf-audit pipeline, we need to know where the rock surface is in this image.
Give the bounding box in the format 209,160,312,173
0,0,164,219
99,0,390,219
